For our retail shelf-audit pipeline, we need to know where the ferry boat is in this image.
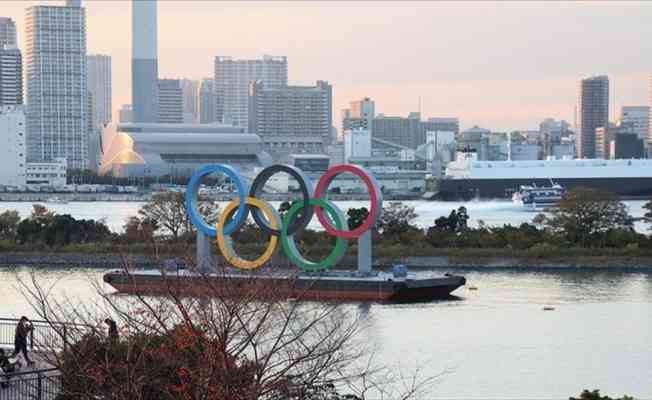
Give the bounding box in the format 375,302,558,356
512,182,565,210
440,152,652,200
103,268,466,302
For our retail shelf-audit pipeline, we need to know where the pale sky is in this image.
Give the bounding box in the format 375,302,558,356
4,0,652,130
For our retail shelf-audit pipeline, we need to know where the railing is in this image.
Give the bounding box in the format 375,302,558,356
0,368,61,400
0,318,92,352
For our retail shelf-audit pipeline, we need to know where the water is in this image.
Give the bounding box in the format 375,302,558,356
0,200,650,233
1,267,650,399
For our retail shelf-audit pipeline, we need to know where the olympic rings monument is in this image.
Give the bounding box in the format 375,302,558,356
187,163,380,275
103,163,466,302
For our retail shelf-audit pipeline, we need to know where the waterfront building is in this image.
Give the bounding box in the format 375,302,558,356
619,106,649,141
214,55,287,127
261,134,327,163
132,0,159,123
0,17,17,47
457,126,490,160
100,123,269,178
87,54,112,129
248,80,332,139
371,114,458,149
25,3,89,170
180,79,199,123
0,46,22,106
157,79,183,123
539,118,571,159
595,125,617,159
119,104,133,123
610,133,645,159
342,97,375,132
25,158,67,186
0,105,26,186
198,78,216,123
577,75,609,159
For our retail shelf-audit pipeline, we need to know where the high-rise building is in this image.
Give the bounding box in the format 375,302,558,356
119,104,133,123
180,79,199,123
0,105,26,186
132,0,158,123
649,77,652,156
372,114,459,149
87,54,112,129
0,46,22,106
619,106,649,141
0,17,17,47
215,55,287,127
577,75,609,159
342,97,375,133
248,80,332,138
199,78,216,124
26,4,88,169
157,79,183,123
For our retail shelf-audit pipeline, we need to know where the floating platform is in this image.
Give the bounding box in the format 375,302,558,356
103,269,466,302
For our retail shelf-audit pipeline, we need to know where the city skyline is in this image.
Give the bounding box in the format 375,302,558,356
3,1,651,130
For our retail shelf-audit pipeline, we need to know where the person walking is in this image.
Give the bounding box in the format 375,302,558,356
10,317,34,366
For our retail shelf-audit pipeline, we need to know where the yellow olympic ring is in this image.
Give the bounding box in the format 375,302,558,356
216,197,280,270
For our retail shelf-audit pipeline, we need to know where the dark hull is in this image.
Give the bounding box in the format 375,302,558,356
439,177,652,200
103,271,466,302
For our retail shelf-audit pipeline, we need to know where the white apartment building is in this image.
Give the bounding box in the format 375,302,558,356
87,54,112,129
0,105,26,186
214,55,287,127
25,4,88,170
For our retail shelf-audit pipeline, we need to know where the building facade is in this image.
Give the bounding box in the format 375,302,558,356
157,79,183,123
372,114,458,149
199,78,215,123
180,79,199,123
0,17,17,47
620,106,649,141
0,105,26,186
342,97,375,133
119,104,133,123
577,75,609,159
248,80,332,139
611,133,645,160
214,55,287,127
132,0,158,123
0,46,22,106
25,4,88,170
87,54,112,129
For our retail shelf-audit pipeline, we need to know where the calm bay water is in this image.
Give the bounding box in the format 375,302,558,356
0,267,651,399
0,200,651,398
0,199,650,233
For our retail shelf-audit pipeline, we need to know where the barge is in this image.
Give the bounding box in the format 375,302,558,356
103,269,466,302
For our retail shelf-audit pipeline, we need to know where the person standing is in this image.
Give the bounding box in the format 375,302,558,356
10,317,34,366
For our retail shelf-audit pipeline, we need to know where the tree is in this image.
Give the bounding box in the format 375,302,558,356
138,192,219,240
347,207,369,230
19,265,439,400
643,198,652,229
536,188,633,246
0,210,20,241
569,389,634,400
376,202,418,239
123,216,159,243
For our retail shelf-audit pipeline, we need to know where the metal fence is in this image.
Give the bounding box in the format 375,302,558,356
0,368,61,400
0,318,91,352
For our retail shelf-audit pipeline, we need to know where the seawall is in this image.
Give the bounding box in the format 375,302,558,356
2,252,652,270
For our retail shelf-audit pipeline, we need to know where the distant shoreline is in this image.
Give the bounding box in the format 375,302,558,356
2,252,652,270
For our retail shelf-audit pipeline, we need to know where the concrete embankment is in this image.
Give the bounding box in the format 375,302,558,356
2,252,652,270
0,193,150,202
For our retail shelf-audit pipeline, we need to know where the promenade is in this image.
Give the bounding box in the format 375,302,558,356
1,317,89,400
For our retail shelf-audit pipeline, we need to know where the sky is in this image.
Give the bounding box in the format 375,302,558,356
4,0,652,131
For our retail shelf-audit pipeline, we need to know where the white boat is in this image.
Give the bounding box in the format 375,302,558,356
46,196,69,204
512,182,565,210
